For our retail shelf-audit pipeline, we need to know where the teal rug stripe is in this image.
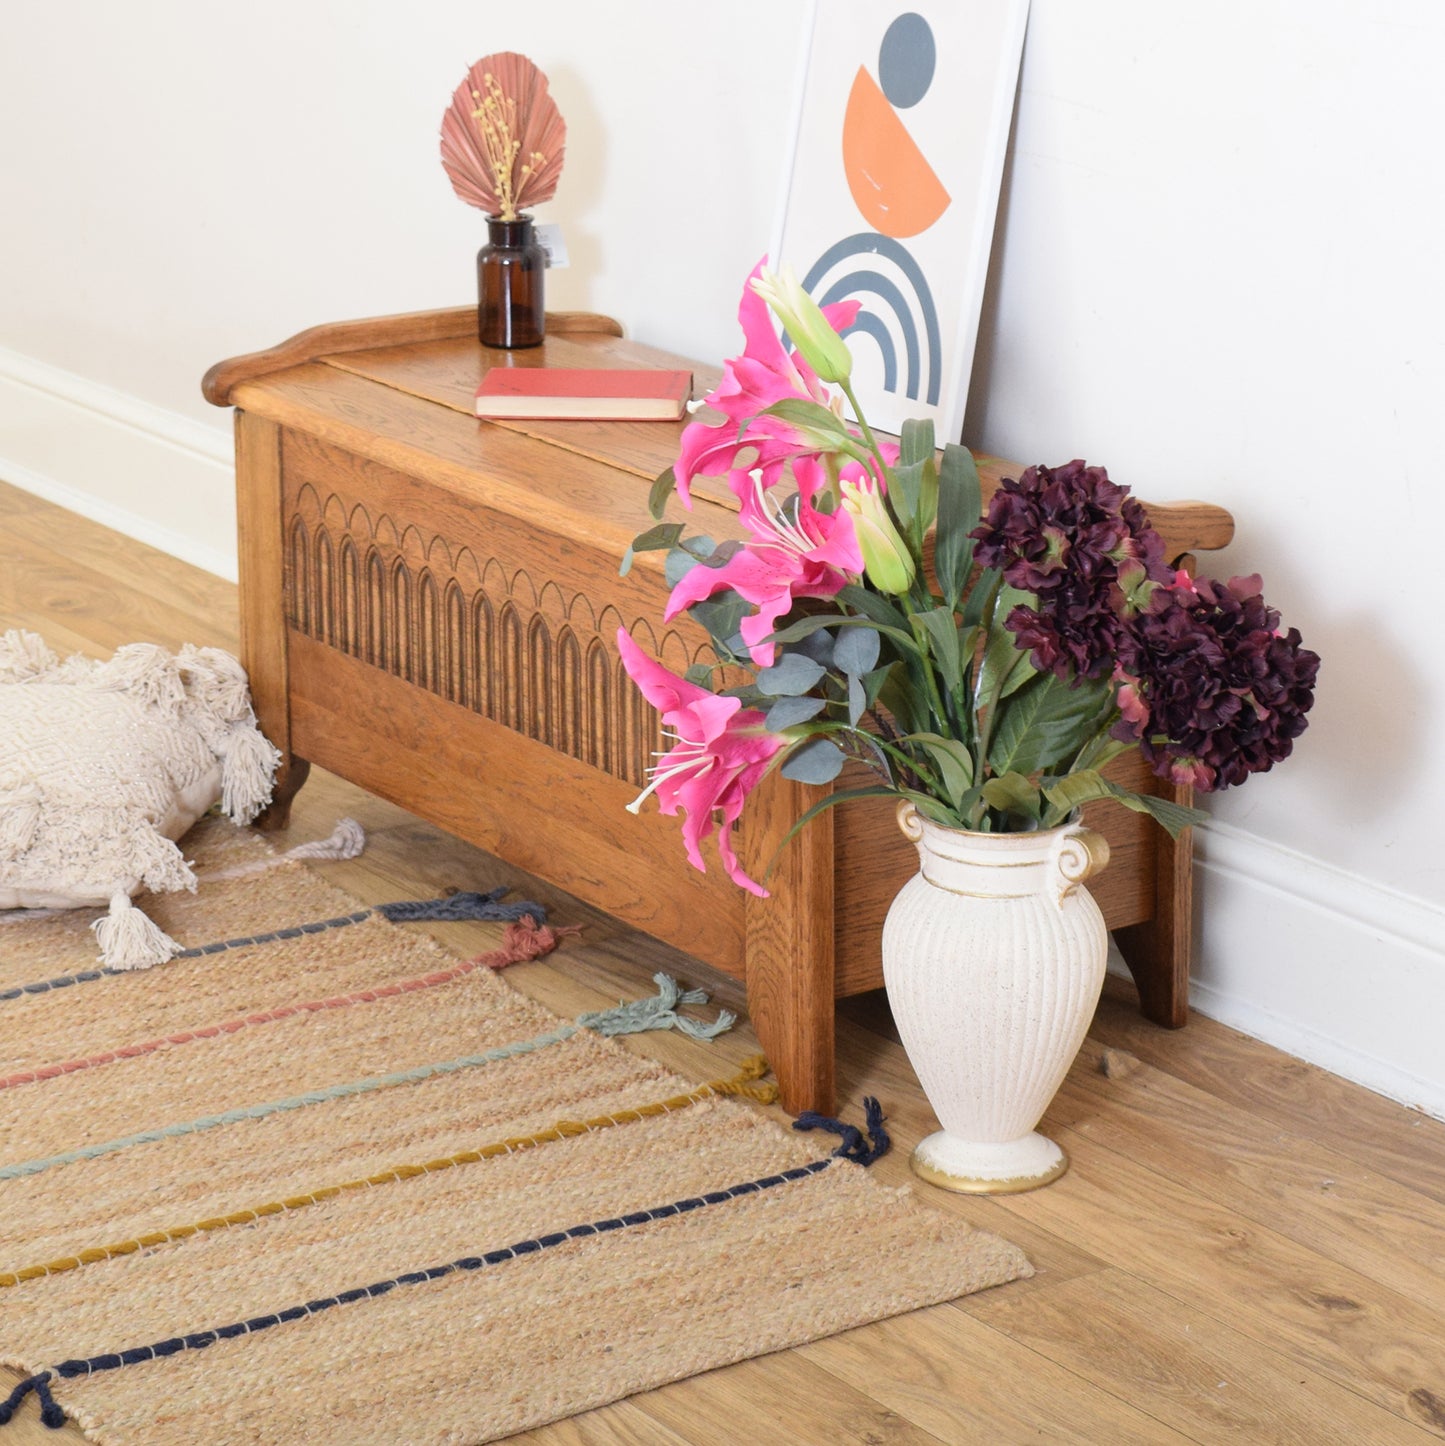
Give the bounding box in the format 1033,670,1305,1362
0,1024,579,1183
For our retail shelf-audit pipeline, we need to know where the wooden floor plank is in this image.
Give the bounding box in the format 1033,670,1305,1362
965,1127,1445,1436
510,1398,697,1445
0,495,237,647
625,1350,953,1446
966,1268,1435,1443
0,543,231,657
1091,976,1445,1207
799,1301,1195,1444
1059,1036,1445,1317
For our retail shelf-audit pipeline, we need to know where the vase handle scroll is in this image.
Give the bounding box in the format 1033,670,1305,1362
895,800,925,853
1051,824,1110,907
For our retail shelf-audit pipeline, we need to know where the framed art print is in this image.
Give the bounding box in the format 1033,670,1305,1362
772,1,1031,440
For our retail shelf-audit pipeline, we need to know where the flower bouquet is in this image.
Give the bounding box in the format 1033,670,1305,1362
619,263,1320,898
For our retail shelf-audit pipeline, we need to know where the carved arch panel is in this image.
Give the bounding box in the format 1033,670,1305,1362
284,481,710,788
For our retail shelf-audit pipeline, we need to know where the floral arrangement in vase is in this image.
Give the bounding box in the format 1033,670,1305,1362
440,52,566,348
619,262,1321,898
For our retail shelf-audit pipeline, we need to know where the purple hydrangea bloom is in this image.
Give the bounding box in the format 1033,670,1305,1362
1113,574,1320,791
972,460,1171,681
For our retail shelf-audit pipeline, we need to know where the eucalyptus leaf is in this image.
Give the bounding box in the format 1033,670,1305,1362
620,520,685,577
681,534,717,559
935,444,982,610
756,652,827,696
649,466,678,521
629,521,684,554
765,611,918,656
795,628,836,666
664,548,699,588
765,694,828,731
780,735,846,785
834,625,881,677
848,673,866,726
688,591,743,636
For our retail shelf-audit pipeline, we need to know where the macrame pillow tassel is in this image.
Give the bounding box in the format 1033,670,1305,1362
219,722,282,825
176,643,252,720
577,973,736,1040
0,784,41,862
93,643,187,714
91,892,183,969
0,629,61,682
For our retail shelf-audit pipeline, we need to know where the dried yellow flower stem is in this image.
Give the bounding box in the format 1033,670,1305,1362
471,73,548,222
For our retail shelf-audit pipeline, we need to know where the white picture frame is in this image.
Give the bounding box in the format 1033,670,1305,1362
771,0,1031,442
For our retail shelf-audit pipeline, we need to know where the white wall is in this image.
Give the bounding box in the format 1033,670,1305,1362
3,2,1442,1113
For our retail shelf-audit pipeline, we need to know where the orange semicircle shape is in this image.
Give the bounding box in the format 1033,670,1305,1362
842,65,951,238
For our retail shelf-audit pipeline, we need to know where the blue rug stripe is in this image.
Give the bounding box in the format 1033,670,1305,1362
0,1160,832,1414
0,892,548,1005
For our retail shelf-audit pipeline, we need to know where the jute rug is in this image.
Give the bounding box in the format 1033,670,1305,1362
0,819,1030,1444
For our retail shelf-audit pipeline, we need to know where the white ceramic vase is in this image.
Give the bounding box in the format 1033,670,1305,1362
881,801,1111,1194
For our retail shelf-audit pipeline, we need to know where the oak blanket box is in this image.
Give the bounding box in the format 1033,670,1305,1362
204,307,1235,1113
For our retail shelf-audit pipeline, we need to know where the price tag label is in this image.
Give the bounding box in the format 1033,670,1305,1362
534,224,569,269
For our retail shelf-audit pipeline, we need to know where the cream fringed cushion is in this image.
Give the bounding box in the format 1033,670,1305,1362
0,630,281,967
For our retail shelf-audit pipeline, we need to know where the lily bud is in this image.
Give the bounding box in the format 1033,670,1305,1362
752,266,854,385
840,479,916,595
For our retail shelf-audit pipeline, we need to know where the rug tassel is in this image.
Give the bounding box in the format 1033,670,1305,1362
472,916,582,970
376,888,548,925
709,1054,781,1104
283,818,366,861
0,1370,62,1429
793,1096,891,1165
576,973,736,1040
90,893,183,970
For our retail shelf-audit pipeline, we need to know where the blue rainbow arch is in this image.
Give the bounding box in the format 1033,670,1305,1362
802,234,942,405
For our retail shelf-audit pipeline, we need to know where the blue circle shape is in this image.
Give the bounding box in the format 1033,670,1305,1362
878,13,935,110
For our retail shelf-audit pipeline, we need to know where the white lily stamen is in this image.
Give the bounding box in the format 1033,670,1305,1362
750,474,815,556
625,740,715,814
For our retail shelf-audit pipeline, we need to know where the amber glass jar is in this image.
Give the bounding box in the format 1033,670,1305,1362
477,215,546,348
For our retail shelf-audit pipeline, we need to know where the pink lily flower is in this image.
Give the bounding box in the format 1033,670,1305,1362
675,260,861,506
616,628,786,896
664,455,865,666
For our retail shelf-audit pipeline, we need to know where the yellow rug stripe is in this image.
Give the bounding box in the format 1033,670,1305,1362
0,1055,778,1290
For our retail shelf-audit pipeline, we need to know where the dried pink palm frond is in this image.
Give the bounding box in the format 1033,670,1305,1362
440,52,566,221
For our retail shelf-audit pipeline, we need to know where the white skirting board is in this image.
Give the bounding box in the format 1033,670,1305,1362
0,344,237,581
1112,821,1445,1121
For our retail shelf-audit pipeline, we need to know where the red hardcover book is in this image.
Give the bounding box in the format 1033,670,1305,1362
474,367,693,421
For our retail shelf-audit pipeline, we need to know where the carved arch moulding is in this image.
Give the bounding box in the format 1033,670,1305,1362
284,484,707,787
